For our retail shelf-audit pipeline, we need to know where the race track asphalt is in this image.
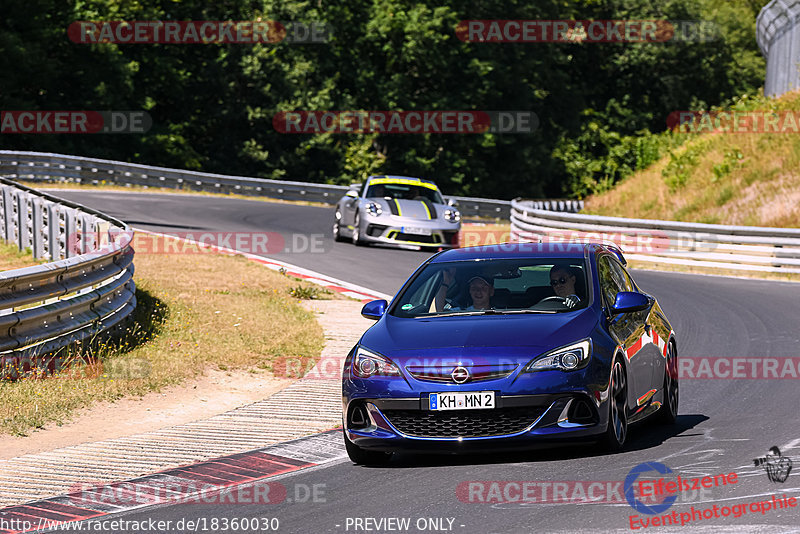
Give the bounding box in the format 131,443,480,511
50,190,800,533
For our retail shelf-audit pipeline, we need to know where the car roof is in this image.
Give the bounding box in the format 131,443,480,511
429,242,622,263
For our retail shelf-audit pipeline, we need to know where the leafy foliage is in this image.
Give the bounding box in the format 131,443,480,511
0,0,767,199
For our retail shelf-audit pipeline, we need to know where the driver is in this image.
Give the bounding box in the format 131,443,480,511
403,187,418,200
546,265,581,309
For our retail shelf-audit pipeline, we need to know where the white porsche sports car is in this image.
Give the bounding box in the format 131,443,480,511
333,175,461,249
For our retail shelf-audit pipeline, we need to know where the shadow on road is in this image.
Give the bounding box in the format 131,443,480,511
368,414,709,469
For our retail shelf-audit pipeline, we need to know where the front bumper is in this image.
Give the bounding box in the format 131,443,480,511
359,219,460,248
343,393,607,453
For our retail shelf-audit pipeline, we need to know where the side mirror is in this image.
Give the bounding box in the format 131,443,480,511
361,299,388,320
446,197,458,207
611,292,650,314
346,190,358,198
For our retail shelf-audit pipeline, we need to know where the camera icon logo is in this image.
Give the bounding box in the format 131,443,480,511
754,446,793,483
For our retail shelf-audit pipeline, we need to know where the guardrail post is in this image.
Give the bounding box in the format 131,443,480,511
80,214,94,254
47,204,60,260
16,191,30,253
64,208,76,258
1,186,11,242
31,197,45,259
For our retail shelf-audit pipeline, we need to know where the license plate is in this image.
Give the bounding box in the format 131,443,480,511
429,391,495,411
402,226,432,236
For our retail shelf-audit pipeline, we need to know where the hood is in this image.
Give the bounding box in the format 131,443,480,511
360,309,598,366
377,198,441,220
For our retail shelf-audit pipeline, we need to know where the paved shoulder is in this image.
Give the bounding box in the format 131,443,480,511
0,300,366,507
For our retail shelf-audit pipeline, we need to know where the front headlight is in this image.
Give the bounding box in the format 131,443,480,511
352,346,401,378
444,208,461,222
524,339,592,372
366,202,382,216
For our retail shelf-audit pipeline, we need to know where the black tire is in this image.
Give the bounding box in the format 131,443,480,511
600,358,628,453
333,210,346,242
343,431,392,466
351,212,364,246
653,343,679,425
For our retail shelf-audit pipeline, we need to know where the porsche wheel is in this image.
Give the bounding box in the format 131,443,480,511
333,210,346,242
352,212,364,246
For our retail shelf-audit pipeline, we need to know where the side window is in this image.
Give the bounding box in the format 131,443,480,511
406,273,439,309
608,258,634,293
597,255,625,309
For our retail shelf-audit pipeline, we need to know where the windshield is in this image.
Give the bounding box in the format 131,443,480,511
365,182,443,204
390,258,590,318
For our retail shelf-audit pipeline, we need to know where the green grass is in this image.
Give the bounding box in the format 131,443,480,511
0,233,327,436
585,91,800,228
0,241,44,270
287,285,333,300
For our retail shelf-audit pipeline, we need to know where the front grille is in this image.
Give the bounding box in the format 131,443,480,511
406,365,518,383
383,407,545,438
392,232,440,244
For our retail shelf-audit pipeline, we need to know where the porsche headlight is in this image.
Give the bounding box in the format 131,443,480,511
444,208,461,223
524,340,592,372
366,202,382,216
352,347,401,378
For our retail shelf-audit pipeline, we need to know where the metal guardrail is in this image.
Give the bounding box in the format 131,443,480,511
0,151,583,218
757,0,800,97
511,199,800,274
451,196,582,219
0,177,136,378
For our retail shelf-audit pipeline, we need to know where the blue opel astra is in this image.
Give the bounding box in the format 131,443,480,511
342,243,678,465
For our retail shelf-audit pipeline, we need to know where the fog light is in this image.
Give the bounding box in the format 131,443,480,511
350,405,368,427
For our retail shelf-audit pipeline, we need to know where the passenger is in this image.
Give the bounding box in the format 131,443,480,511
435,270,495,311
464,276,495,310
